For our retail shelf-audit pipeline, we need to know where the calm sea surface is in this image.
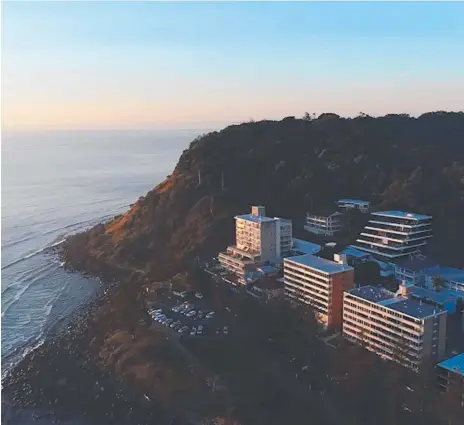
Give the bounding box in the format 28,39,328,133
1,129,201,375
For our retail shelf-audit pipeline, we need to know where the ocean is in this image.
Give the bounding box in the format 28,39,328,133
1,129,202,376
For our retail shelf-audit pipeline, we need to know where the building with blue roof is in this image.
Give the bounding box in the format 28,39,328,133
395,255,439,286
425,267,464,293
343,285,447,369
291,238,321,256
437,353,464,402
438,353,464,377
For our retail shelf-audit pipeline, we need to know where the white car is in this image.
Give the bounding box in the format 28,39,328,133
178,326,189,334
190,326,197,336
186,310,196,318
195,292,203,299
206,311,215,319
223,326,228,335
197,325,203,335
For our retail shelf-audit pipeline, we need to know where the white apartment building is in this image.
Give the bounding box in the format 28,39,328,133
304,210,343,237
352,210,433,259
343,285,447,369
218,206,292,284
284,254,354,329
337,199,370,213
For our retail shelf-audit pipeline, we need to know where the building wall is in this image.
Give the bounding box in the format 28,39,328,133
437,313,447,361
284,259,352,329
284,260,331,326
331,269,354,329
305,213,342,236
355,214,433,259
260,221,278,262
342,293,446,369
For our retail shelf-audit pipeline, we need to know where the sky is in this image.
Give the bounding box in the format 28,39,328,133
2,1,464,131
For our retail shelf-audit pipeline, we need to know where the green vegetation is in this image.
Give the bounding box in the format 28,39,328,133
62,111,464,284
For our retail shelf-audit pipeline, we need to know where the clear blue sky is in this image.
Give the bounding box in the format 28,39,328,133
2,1,464,130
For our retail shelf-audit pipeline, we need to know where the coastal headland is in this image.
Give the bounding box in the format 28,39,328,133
3,113,464,425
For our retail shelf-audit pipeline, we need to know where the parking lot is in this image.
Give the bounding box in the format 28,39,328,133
147,291,230,339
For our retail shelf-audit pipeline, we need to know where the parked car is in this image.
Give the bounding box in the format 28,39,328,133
190,326,197,336
173,323,182,331
156,315,166,322
223,326,228,335
197,312,205,320
186,310,196,318
216,328,221,335
197,325,203,335
206,311,215,319
195,292,203,299
165,318,174,326
178,326,189,334
170,321,179,328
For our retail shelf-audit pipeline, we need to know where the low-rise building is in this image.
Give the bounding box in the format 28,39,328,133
353,210,433,259
218,206,292,284
291,238,321,256
284,254,354,329
396,281,464,314
425,267,464,293
343,285,447,369
304,208,343,237
395,255,439,286
337,198,370,213
334,246,372,266
437,354,464,406
252,277,285,300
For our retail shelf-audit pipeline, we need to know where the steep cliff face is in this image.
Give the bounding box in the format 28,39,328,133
62,112,464,278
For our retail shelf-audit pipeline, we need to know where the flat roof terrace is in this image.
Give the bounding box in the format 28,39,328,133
285,254,353,275
438,353,464,376
372,210,432,221
235,213,276,223
347,285,446,319
338,199,370,206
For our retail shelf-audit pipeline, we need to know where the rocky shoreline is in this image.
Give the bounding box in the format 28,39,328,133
1,249,168,425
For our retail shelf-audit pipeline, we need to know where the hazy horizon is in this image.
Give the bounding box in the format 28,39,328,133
2,1,464,131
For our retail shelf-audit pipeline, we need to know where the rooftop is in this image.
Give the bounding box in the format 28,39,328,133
285,254,353,274
438,353,464,377
396,256,439,271
347,285,396,303
409,286,463,306
347,285,447,318
292,238,321,255
372,210,432,221
340,246,372,258
337,199,370,206
428,267,464,283
235,213,276,224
